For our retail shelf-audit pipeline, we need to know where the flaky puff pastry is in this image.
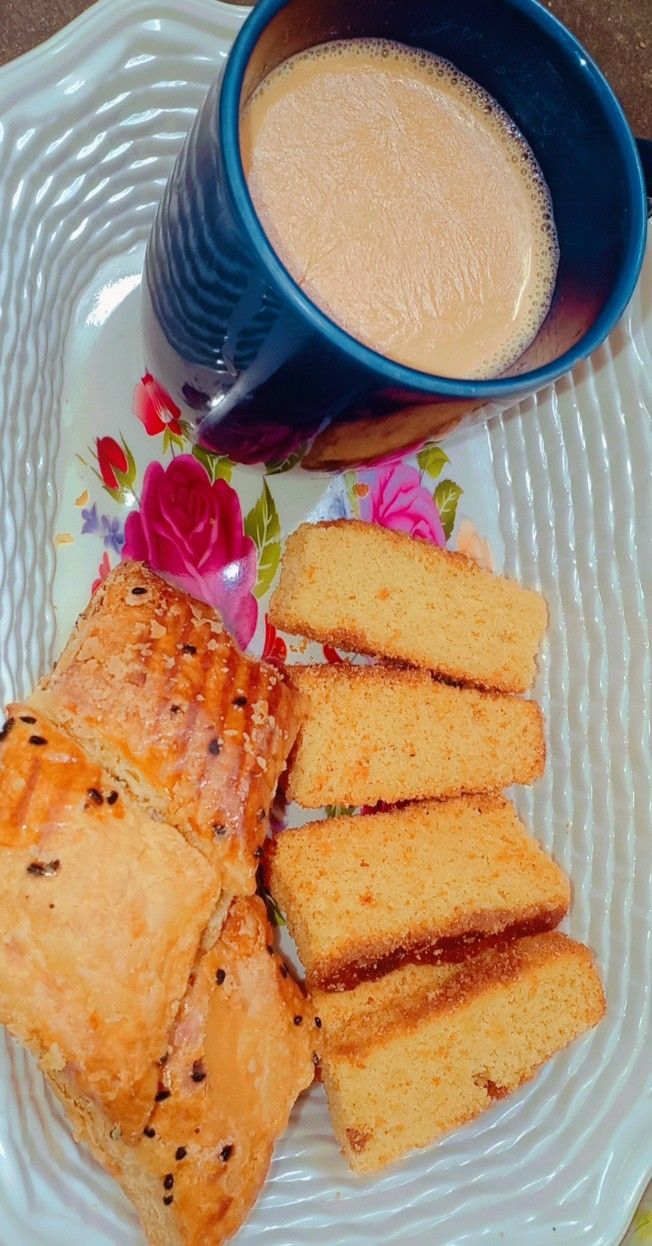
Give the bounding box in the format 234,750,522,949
0,707,216,1140
56,897,317,1246
32,562,302,895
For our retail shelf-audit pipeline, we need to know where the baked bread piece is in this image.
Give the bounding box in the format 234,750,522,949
270,520,547,692
0,706,216,1141
32,562,301,895
286,664,545,808
315,932,605,1173
56,897,316,1246
264,795,570,990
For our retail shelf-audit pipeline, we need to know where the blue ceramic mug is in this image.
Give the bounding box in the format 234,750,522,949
143,0,648,470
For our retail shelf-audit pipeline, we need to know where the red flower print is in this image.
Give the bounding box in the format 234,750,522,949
92,551,111,594
262,618,287,667
134,372,182,437
96,437,129,490
122,455,257,649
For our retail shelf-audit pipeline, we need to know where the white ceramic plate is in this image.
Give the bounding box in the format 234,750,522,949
0,2,650,1243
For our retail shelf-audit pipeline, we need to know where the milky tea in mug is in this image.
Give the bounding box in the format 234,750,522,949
241,38,559,380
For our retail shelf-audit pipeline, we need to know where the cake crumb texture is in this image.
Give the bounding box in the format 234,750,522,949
270,521,547,692
287,663,545,808
316,932,605,1172
265,795,570,990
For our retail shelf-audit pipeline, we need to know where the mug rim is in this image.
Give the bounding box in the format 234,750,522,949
220,0,647,399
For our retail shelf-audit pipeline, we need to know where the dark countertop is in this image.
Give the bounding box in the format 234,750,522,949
1,0,650,136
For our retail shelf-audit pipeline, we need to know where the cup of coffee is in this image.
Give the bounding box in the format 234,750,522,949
143,0,647,470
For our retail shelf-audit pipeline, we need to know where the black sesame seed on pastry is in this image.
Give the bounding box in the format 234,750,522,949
55,897,315,1246
30,561,303,896
0,706,216,1141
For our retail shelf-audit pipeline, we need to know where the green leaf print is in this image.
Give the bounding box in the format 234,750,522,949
258,884,286,927
162,427,186,455
325,805,357,819
265,448,305,475
632,1209,652,1243
417,444,449,480
191,444,233,484
211,456,234,483
245,480,281,599
434,478,463,541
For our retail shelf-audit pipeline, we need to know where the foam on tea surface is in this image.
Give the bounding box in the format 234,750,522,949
241,39,559,379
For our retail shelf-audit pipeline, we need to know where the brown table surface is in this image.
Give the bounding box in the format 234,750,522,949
1,0,651,136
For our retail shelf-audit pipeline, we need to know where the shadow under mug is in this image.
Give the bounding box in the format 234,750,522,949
143,0,647,471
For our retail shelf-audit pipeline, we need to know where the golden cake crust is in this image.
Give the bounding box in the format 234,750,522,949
286,663,545,808
270,520,548,692
264,795,569,990
324,932,600,1057
317,932,605,1172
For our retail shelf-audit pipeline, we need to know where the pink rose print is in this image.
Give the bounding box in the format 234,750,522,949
123,454,258,648
134,372,183,437
357,462,446,546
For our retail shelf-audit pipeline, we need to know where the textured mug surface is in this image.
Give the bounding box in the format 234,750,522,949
144,0,647,468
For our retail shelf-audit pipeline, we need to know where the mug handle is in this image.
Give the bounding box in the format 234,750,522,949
636,138,652,212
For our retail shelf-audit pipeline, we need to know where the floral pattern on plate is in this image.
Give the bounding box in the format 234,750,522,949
77,373,476,660
2,3,650,1241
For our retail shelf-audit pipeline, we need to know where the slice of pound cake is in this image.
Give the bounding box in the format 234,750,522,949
264,796,570,990
270,521,548,693
286,664,544,808
315,932,605,1173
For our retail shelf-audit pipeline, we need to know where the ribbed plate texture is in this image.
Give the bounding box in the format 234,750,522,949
0,3,649,1243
